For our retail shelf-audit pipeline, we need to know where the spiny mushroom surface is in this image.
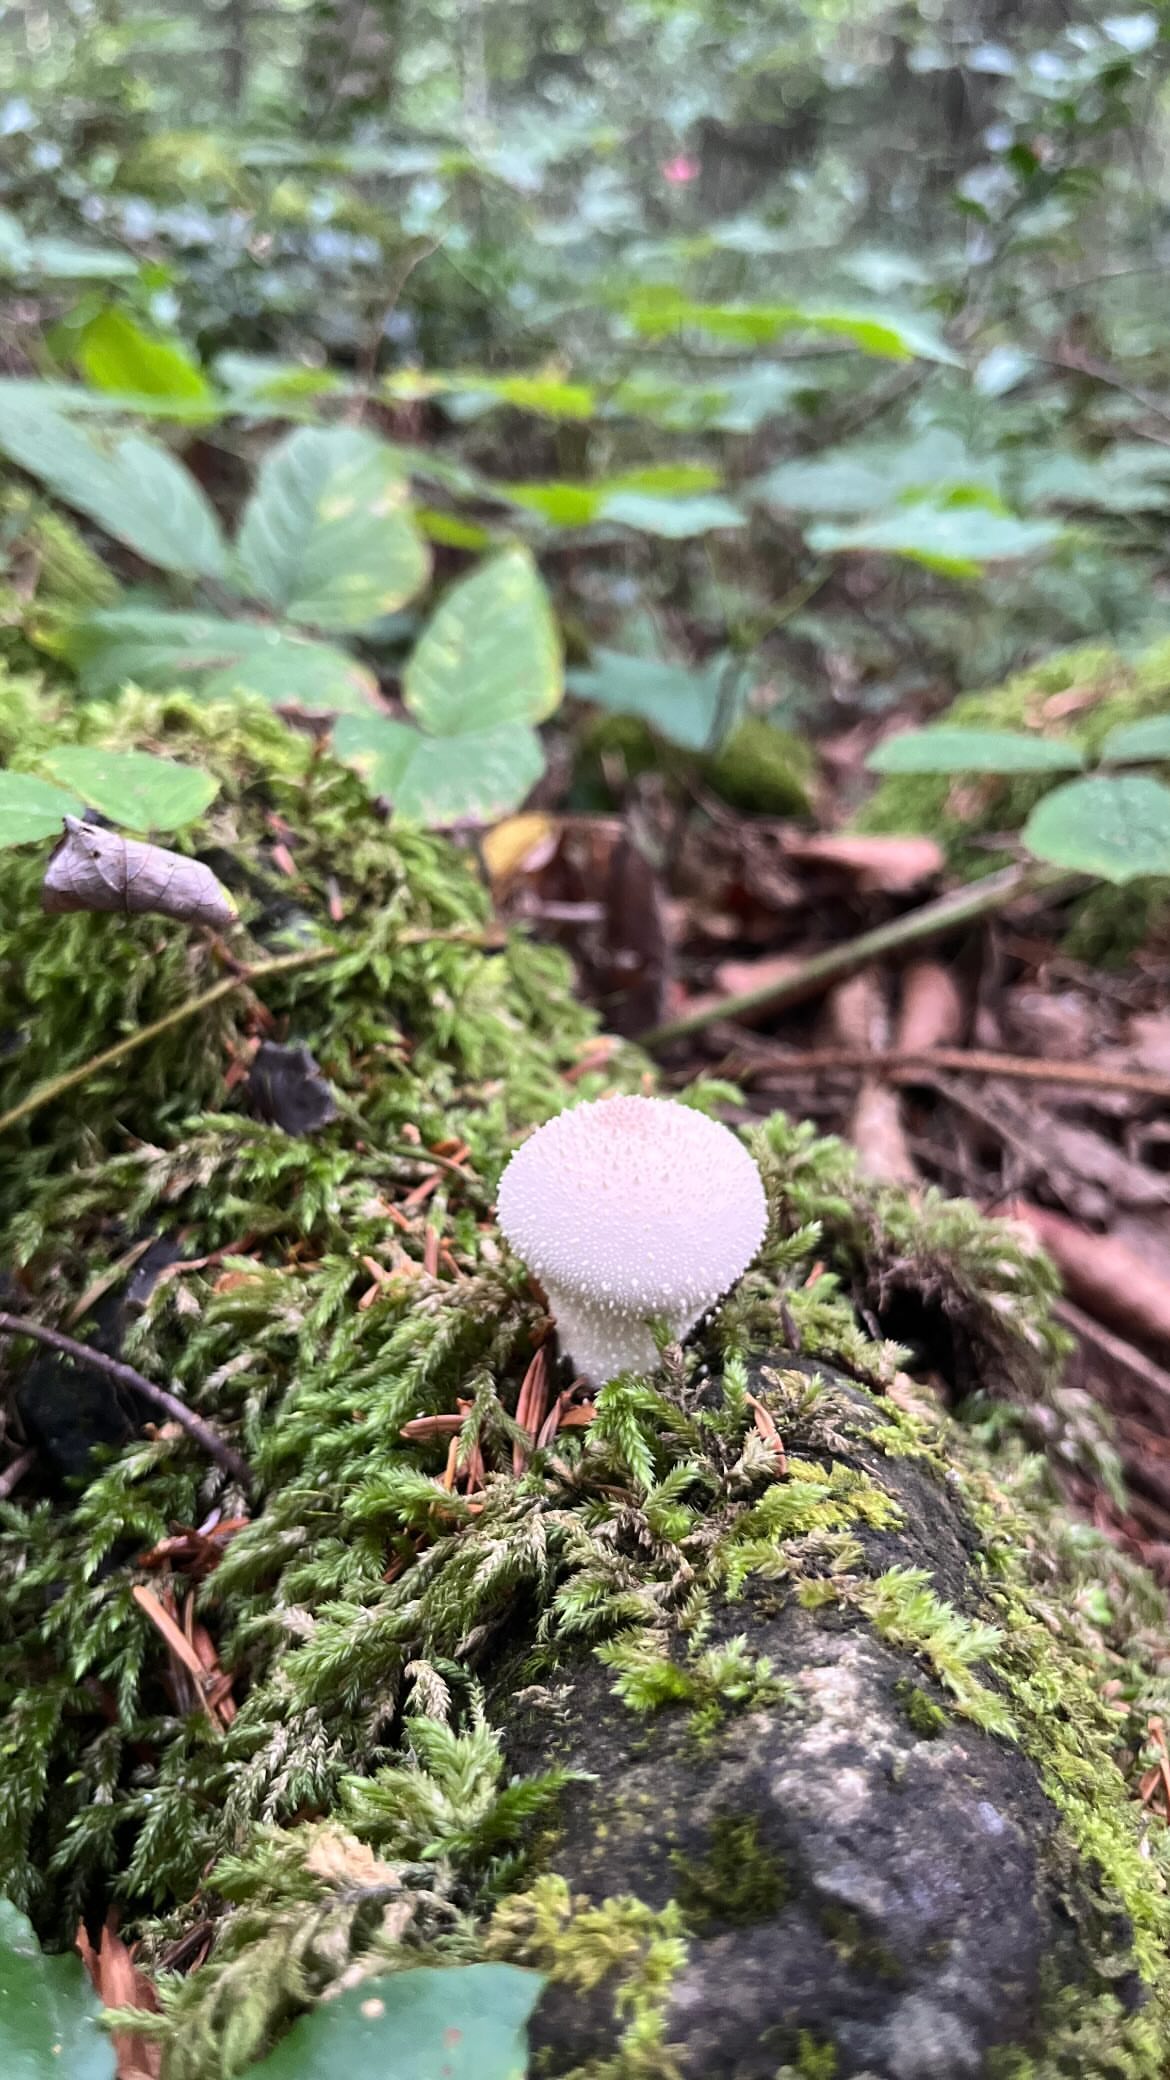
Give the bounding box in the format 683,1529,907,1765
496,1094,768,1385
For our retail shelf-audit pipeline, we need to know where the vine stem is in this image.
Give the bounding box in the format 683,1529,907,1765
639,864,1064,1048
0,1312,253,1489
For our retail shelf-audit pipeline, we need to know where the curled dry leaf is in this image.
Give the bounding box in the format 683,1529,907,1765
849,1079,919,1186
42,817,236,929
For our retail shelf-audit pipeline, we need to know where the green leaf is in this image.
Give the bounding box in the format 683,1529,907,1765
1022,775,1170,884
0,772,83,850
496,481,603,527
1101,716,1170,764
568,649,727,751
334,713,545,824
76,308,211,403
404,548,562,735
599,490,744,536
808,502,1062,576
754,429,1000,517
0,208,137,283
0,393,227,578
39,748,218,832
69,609,379,714
0,1896,115,2079
623,289,960,364
235,426,431,632
867,728,1085,776
239,1963,543,2080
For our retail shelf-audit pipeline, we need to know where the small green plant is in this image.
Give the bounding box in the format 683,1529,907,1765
0,746,218,849
867,716,1170,883
0,394,563,828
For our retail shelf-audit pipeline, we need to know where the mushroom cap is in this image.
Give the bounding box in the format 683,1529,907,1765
496,1095,767,1331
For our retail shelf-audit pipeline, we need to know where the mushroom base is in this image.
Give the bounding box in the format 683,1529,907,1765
546,1285,695,1386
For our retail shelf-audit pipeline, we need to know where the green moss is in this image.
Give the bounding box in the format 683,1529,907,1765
781,2033,838,2080
1,679,1169,2078
487,1875,687,2079
671,1812,787,1931
893,1677,949,1738
703,715,814,815
816,1902,904,1983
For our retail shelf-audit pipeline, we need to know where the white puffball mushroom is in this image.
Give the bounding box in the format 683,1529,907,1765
496,1094,768,1386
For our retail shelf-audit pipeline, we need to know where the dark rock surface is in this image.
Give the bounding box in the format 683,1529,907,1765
498,1373,1140,2078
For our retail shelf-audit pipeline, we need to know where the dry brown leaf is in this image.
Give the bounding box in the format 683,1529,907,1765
1003,988,1098,1062
781,831,944,893
849,1079,918,1185
76,1919,161,2080
896,960,964,1053
481,812,559,895
43,818,236,929
304,1827,402,1891
1012,1203,1170,1352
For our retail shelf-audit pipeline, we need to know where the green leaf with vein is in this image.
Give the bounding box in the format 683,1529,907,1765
569,649,728,751
1022,775,1170,883
623,289,960,363
0,1896,115,2079
235,426,431,631
809,502,1063,576
334,712,544,823
404,548,561,735
39,748,218,831
0,393,227,578
0,773,83,851
76,308,212,403
1101,716,1170,764
68,609,379,713
867,728,1084,776
239,1963,543,2080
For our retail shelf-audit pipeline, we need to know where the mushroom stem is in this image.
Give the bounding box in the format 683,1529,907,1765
545,1288,663,1387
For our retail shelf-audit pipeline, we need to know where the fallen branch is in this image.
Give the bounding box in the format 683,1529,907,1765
733,1044,1170,1103
0,1313,252,1489
640,864,1062,1048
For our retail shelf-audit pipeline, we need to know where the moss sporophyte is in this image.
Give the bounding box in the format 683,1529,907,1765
0,679,1168,2077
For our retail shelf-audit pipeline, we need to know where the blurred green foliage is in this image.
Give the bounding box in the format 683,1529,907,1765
1,0,1170,822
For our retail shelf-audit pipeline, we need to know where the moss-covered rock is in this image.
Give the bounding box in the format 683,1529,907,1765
0,678,1168,2080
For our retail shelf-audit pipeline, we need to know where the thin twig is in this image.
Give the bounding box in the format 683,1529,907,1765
1054,1298,1170,1411
640,865,1064,1047
0,1447,35,1500
0,945,336,1139
734,1043,1170,1103
0,1313,252,1489
0,926,506,1142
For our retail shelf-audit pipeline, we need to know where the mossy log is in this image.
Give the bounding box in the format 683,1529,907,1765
0,677,1167,2080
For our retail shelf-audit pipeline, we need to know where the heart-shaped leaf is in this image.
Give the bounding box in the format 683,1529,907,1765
0,1897,115,2080
0,394,227,578
404,548,561,736
69,610,379,715
868,728,1084,776
236,425,431,632
0,772,83,850
39,748,218,832
333,712,544,823
1101,715,1170,765
238,1963,543,2080
1022,774,1170,883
